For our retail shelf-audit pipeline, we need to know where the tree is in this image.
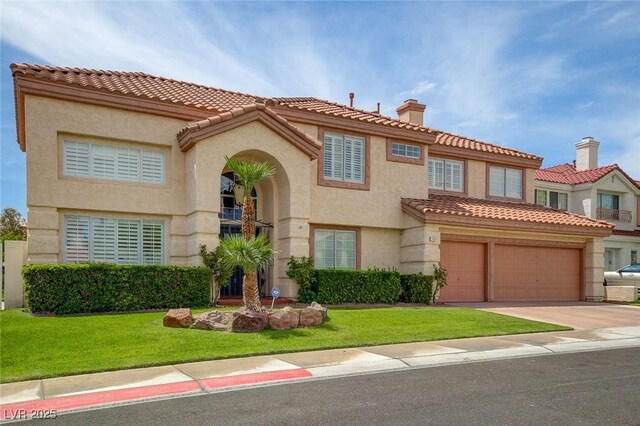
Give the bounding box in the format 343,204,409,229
1,208,27,241
219,234,274,310
224,156,276,310
199,244,234,306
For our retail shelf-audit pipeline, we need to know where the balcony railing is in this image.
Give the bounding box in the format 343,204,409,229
597,208,632,223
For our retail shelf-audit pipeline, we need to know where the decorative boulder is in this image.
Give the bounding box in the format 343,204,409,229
192,310,229,331
163,308,193,328
299,307,323,327
310,301,328,319
268,307,300,330
231,308,268,333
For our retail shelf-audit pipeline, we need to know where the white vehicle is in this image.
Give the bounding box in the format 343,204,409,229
604,264,640,286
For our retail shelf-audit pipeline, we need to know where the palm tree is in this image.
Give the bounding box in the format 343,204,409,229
224,156,276,310
219,234,274,311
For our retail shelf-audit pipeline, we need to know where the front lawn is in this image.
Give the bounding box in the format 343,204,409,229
0,307,569,383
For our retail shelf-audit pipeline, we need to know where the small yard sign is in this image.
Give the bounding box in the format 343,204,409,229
271,286,280,310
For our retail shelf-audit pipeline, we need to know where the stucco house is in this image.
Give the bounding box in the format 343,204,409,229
11,63,613,302
534,137,640,271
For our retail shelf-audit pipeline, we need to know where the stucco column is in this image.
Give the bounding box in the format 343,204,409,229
399,222,440,275
26,206,59,263
4,240,28,308
276,218,310,298
584,237,605,301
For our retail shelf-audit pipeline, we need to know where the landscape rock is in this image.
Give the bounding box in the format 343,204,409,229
310,301,328,319
192,310,229,331
163,308,192,328
268,307,300,330
299,307,323,327
231,308,268,333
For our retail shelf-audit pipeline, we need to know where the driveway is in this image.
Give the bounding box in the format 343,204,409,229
451,302,640,330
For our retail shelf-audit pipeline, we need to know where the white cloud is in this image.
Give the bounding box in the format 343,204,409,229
398,80,437,98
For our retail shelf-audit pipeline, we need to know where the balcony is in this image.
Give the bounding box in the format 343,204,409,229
597,208,632,223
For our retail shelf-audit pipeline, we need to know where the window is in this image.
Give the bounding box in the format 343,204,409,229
64,141,165,184
323,132,365,183
64,215,165,265
597,193,619,210
391,143,421,159
428,158,464,192
631,250,638,265
489,166,522,198
535,190,568,210
314,229,356,270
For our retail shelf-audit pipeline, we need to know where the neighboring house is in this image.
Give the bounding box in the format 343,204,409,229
11,64,613,302
535,137,640,272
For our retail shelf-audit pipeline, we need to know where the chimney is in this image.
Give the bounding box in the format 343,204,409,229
396,99,426,126
575,136,599,171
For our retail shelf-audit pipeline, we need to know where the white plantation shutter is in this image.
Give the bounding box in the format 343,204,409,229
91,145,117,179
344,135,364,183
335,231,356,270
324,133,344,180
65,216,90,262
64,141,90,177
142,221,164,265
314,230,335,269
116,148,140,181
323,133,364,183
489,167,505,197
92,218,117,263
141,151,164,183
117,219,140,264
505,168,522,198
444,160,463,192
428,158,445,189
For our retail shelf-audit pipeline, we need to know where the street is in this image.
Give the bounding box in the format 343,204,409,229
31,347,640,425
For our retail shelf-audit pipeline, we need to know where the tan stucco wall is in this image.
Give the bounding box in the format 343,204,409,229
467,160,486,198
24,95,190,264
361,227,401,269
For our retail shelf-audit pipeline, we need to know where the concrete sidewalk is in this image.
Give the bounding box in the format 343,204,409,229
2,326,640,420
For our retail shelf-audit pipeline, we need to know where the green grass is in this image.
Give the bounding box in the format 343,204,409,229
0,307,569,383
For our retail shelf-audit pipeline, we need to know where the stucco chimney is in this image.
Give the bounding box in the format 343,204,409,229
396,99,426,126
575,136,600,171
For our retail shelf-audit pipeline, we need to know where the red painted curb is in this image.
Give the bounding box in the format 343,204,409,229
1,380,200,418
0,368,313,418
200,368,313,390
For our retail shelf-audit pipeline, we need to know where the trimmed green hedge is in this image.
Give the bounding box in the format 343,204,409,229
400,273,434,304
315,269,402,304
23,264,211,315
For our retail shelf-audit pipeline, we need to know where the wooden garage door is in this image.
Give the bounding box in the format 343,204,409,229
494,245,580,301
439,241,485,302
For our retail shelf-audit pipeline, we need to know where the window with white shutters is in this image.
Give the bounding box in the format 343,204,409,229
314,229,356,270
489,166,522,199
428,158,463,192
63,141,164,184
64,216,164,265
323,132,365,184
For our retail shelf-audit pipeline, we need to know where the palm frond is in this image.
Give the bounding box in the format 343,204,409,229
224,156,276,193
219,234,274,273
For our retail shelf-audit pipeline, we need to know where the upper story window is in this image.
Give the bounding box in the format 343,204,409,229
597,193,619,210
64,215,164,265
64,141,165,184
489,166,522,199
323,132,365,184
597,192,631,222
428,157,464,192
391,143,421,159
535,190,568,211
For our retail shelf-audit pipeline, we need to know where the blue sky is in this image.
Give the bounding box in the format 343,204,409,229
1,1,639,216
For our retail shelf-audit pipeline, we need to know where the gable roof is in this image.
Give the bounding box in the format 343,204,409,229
402,194,613,236
176,103,321,158
535,162,640,190
11,63,542,164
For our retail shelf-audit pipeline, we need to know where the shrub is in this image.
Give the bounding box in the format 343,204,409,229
432,264,448,303
400,273,434,304
286,256,318,303
22,263,211,315
199,244,233,306
315,268,401,304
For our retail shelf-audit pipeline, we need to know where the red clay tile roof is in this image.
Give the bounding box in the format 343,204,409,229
535,163,640,189
11,63,542,162
176,103,321,152
402,194,613,229
434,132,542,161
11,63,262,113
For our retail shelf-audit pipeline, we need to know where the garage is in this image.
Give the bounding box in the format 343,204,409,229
494,245,581,301
438,241,485,302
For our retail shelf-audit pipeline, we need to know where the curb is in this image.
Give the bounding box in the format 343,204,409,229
0,369,312,420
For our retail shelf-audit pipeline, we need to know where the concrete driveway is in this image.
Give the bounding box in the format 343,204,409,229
452,302,640,330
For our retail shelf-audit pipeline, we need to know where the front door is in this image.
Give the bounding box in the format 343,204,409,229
219,224,244,298
604,249,616,272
